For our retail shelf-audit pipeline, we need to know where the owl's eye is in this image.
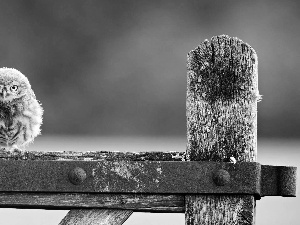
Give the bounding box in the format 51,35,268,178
10,85,18,92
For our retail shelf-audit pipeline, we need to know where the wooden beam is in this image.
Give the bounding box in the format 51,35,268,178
0,149,186,223
185,35,260,224
0,193,184,212
0,150,185,161
0,150,185,224
0,149,185,224
58,209,133,225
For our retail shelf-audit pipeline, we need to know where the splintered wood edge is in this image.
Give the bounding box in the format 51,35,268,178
0,150,186,161
185,35,259,225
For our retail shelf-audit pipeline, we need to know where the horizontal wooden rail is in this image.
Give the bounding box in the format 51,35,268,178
0,193,184,212
0,150,185,161
0,150,185,213
0,150,295,215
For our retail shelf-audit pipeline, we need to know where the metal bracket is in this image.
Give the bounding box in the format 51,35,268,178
0,160,296,200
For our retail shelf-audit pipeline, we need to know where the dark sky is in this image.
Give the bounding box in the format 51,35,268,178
0,0,299,138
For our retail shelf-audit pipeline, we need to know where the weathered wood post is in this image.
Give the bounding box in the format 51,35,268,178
185,35,260,224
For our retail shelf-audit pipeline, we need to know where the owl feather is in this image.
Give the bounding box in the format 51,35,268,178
0,68,43,151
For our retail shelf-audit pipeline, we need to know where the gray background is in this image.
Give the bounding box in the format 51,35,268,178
0,0,299,138
0,0,299,224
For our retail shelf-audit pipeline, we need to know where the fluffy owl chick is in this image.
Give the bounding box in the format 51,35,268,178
0,68,43,151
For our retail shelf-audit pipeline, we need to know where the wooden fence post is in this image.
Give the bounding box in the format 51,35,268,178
185,35,260,224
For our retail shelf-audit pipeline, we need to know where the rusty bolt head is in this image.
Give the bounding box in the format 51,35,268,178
213,169,230,186
68,167,87,185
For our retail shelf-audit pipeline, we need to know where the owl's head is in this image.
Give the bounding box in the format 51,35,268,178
0,67,32,102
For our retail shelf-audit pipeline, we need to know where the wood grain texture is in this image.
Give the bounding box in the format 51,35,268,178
185,35,260,225
0,193,184,212
0,150,185,161
58,209,133,225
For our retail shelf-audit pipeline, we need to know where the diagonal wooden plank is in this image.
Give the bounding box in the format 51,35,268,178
185,35,260,224
58,209,133,225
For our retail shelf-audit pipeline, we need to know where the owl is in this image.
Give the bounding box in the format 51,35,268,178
0,68,43,151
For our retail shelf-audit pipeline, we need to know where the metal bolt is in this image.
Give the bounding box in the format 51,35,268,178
68,167,87,185
213,169,230,186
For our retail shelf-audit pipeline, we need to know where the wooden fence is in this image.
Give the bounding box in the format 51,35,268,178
0,35,296,225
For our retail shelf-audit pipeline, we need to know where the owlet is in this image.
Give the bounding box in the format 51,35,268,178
0,68,43,151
